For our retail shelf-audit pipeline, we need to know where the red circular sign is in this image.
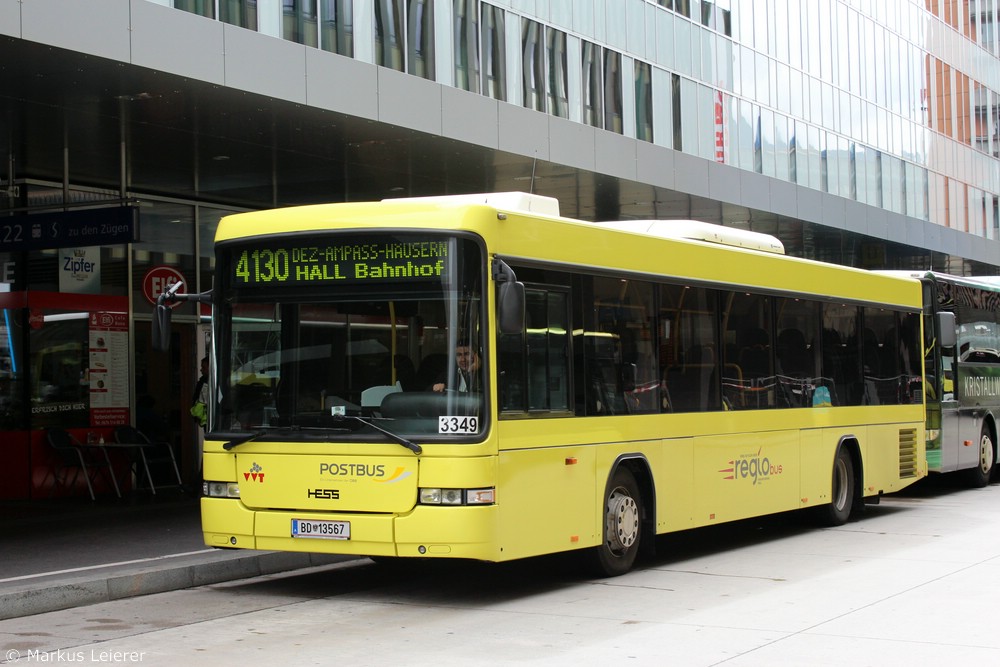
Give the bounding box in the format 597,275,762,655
143,266,187,307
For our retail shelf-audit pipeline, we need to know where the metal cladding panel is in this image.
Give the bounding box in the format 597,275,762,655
223,24,307,103
130,1,226,85
22,0,130,63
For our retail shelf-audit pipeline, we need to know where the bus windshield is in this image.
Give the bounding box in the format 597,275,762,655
213,232,485,441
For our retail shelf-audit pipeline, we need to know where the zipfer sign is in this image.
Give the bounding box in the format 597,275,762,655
228,235,452,288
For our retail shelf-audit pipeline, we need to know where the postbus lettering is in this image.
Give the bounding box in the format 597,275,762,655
319,463,386,477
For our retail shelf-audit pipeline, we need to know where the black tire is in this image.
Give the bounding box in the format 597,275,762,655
964,426,995,488
817,446,854,526
590,467,642,577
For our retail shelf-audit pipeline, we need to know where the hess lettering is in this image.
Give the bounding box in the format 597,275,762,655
307,488,340,499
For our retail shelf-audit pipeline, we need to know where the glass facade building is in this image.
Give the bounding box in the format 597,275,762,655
0,0,998,500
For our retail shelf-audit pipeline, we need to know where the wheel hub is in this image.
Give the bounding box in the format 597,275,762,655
980,434,994,474
606,487,639,553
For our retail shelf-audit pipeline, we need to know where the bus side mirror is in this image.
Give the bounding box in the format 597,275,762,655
493,259,525,335
498,281,525,335
151,280,183,352
152,303,173,352
937,311,956,349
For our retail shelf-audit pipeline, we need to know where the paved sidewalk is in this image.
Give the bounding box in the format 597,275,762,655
0,492,344,620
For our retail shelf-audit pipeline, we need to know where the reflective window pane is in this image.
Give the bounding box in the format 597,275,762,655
604,50,623,133
374,0,404,71
482,4,506,100
407,0,435,79
283,0,318,47
582,41,603,128
635,61,653,142
546,28,568,118
320,0,354,56
453,0,479,92
521,19,545,112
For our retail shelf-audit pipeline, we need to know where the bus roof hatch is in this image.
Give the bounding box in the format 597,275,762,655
593,219,785,254
382,192,561,217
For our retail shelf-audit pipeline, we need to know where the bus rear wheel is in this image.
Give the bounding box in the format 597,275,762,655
590,467,642,577
817,447,854,526
964,426,995,488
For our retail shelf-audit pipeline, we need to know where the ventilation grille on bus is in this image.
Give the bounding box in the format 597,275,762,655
898,428,918,478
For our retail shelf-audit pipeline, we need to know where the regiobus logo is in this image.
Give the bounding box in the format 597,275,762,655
720,447,783,485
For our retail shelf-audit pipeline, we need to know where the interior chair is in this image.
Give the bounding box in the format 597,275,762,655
45,428,121,500
113,424,183,494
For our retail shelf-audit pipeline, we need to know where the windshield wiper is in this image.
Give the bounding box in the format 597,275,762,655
335,414,422,455
221,424,350,450
223,430,270,451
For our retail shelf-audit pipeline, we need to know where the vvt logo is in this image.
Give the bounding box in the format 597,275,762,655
720,448,783,485
243,462,265,483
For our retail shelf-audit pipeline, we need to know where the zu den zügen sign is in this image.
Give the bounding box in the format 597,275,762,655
0,207,138,252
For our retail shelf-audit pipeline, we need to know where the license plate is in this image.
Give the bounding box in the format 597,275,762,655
291,519,350,540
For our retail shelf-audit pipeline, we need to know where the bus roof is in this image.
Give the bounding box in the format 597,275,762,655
215,193,922,309
882,271,1000,292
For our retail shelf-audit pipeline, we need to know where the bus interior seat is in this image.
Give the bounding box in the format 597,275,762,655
738,327,771,380
393,354,418,391
416,353,448,391
664,345,714,412
777,328,811,378
585,350,628,415
862,327,881,376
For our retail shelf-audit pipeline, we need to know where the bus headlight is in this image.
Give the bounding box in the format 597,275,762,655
419,487,494,505
203,481,241,498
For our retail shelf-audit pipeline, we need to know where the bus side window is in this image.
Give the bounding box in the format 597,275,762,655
822,303,862,406
499,285,570,414
659,283,720,413
722,292,774,410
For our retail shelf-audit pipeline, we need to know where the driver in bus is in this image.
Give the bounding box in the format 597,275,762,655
431,340,481,393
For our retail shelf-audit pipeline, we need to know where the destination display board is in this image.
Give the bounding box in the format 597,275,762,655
226,235,454,288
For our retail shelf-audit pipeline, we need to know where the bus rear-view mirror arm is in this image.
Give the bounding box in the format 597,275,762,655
151,282,213,352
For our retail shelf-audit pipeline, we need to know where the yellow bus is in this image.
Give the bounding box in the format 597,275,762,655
155,192,926,576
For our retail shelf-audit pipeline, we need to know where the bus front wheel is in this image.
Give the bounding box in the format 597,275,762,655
590,467,642,577
817,447,854,526
964,426,995,488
